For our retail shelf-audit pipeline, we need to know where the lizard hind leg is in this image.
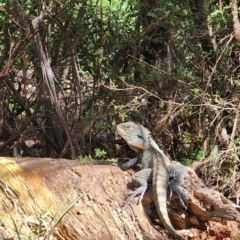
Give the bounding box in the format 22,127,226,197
168,165,188,209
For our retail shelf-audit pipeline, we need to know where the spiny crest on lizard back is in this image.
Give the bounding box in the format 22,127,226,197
138,124,152,142
147,130,152,142
146,131,152,146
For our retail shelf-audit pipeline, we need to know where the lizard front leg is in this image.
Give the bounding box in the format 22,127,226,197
122,168,152,211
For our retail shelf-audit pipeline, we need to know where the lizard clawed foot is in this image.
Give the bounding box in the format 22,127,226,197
112,162,129,170
113,156,141,170
121,186,148,211
169,186,188,210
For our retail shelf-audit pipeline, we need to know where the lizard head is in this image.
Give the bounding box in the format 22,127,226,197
116,121,145,153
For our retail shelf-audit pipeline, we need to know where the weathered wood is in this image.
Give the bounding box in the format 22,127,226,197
168,167,240,237
0,157,239,240
0,157,164,240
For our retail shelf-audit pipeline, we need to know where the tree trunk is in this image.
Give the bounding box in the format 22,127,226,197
0,157,239,240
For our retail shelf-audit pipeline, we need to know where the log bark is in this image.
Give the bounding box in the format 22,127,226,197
0,157,164,240
0,157,239,240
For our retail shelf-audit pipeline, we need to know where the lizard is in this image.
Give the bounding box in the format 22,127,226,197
116,121,188,240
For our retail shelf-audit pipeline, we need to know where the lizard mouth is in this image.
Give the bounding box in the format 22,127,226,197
115,129,122,141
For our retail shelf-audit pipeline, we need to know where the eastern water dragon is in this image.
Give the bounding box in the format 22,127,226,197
116,121,188,240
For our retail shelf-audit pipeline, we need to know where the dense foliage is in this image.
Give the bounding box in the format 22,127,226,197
0,0,240,198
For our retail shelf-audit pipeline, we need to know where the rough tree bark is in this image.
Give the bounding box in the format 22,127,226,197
0,157,240,240
231,0,240,45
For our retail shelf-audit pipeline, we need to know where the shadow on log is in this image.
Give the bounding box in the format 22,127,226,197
0,157,239,240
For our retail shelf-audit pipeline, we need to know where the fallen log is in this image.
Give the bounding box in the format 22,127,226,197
0,157,239,240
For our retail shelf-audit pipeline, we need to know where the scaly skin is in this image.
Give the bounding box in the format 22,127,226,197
116,121,187,240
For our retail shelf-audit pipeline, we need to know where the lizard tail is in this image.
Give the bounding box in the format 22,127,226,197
153,169,185,240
